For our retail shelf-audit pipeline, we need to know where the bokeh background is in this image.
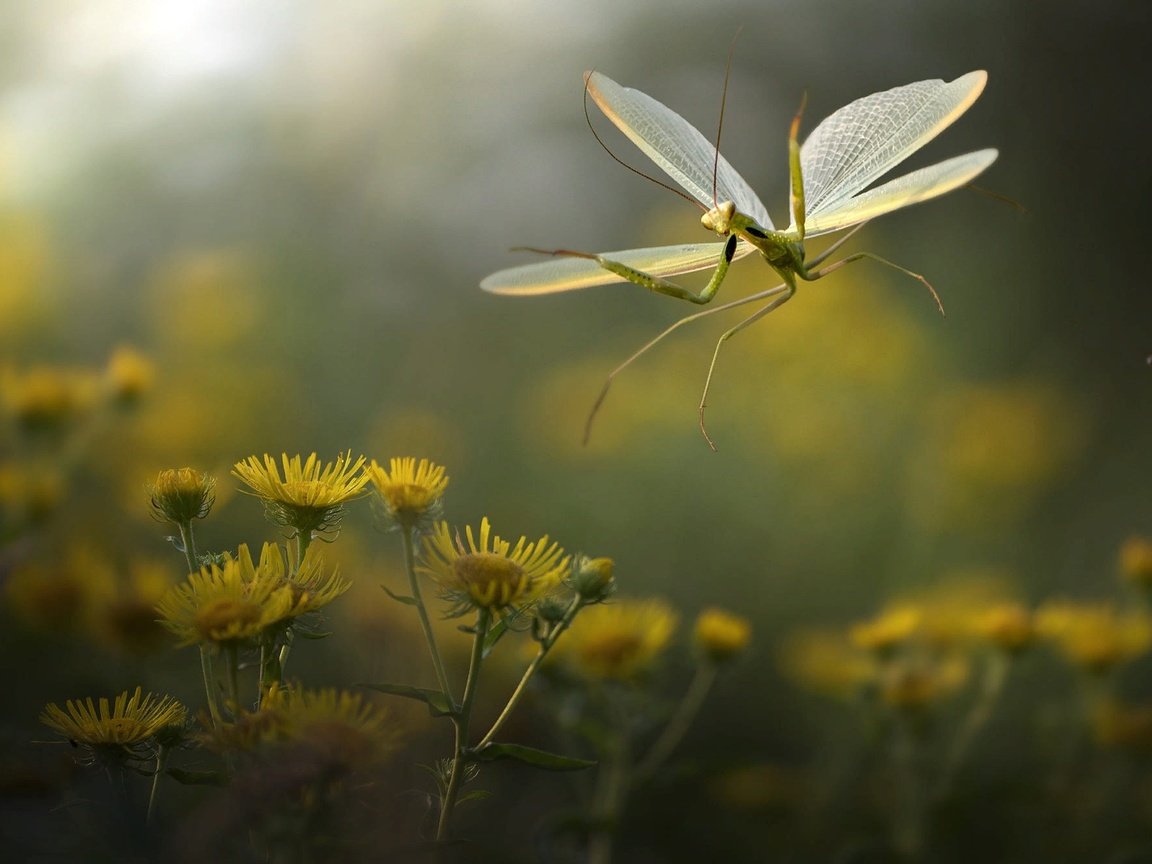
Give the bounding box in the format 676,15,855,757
2,1,1151,862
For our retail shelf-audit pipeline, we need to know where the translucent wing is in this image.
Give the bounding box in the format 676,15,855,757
585,72,774,231
801,71,988,218
480,241,755,295
802,148,998,237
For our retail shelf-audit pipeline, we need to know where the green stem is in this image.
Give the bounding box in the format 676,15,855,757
936,651,1010,801
296,529,312,566
635,661,718,782
588,731,630,864
436,608,490,842
225,643,241,715
401,526,453,701
199,646,222,728
147,745,168,823
477,597,584,748
176,521,198,573
276,628,294,683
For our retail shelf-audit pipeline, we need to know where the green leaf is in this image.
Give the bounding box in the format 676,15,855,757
470,743,596,772
381,585,417,606
167,767,228,786
360,682,456,717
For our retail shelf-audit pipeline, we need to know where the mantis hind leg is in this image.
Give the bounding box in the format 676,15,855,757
525,234,739,305
583,280,791,445
806,249,945,317
698,281,797,451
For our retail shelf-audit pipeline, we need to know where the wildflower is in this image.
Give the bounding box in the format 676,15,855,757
778,629,876,699
0,462,62,526
974,603,1034,654
850,605,921,657
569,555,616,603
1093,699,1152,752
156,545,296,647
694,607,752,663
232,452,369,536
879,656,968,712
420,517,568,613
366,457,448,527
1120,536,1152,591
1,365,96,435
104,345,155,406
40,687,187,763
89,560,177,655
208,684,396,767
553,598,678,681
1035,600,1152,673
263,542,351,619
148,467,216,525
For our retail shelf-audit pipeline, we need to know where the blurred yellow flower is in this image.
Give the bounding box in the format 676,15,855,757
1119,536,1152,590
1093,699,1152,752
40,687,186,756
879,655,969,712
850,604,921,656
0,461,63,527
1035,600,1152,672
366,456,448,526
104,345,155,406
420,517,568,613
973,603,1034,654
553,598,678,681
148,467,216,525
88,559,177,655
694,607,752,663
1,365,98,436
778,629,876,699
209,684,396,767
233,452,369,535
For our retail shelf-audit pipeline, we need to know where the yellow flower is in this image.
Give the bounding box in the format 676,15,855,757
209,684,396,767
104,345,155,405
88,560,177,656
1120,536,1152,590
973,603,1034,654
268,543,351,618
156,545,296,646
569,555,616,602
0,462,63,527
694,607,752,663
849,605,921,656
232,452,369,535
40,687,187,760
554,599,678,681
778,629,876,700
1035,600,1152,672
1,365,97,435
879,655,969,712
420,517,568,613
148,467,216,525
366,457,448,526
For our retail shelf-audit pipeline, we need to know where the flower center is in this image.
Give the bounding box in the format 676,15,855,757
195,597,263,639
453,552,527,608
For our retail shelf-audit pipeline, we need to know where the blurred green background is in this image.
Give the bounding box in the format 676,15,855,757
2,0,1151,861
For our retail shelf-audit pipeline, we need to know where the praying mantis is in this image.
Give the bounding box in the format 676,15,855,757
481,68,998,449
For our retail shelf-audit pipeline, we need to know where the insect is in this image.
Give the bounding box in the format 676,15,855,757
481,69,998,448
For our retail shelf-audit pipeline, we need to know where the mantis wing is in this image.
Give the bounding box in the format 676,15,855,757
799,71,989,222
585,71,775,231
802,148,998,237
480,241,756,295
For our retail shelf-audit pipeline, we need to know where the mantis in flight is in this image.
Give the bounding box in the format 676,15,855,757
481,68,998,449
